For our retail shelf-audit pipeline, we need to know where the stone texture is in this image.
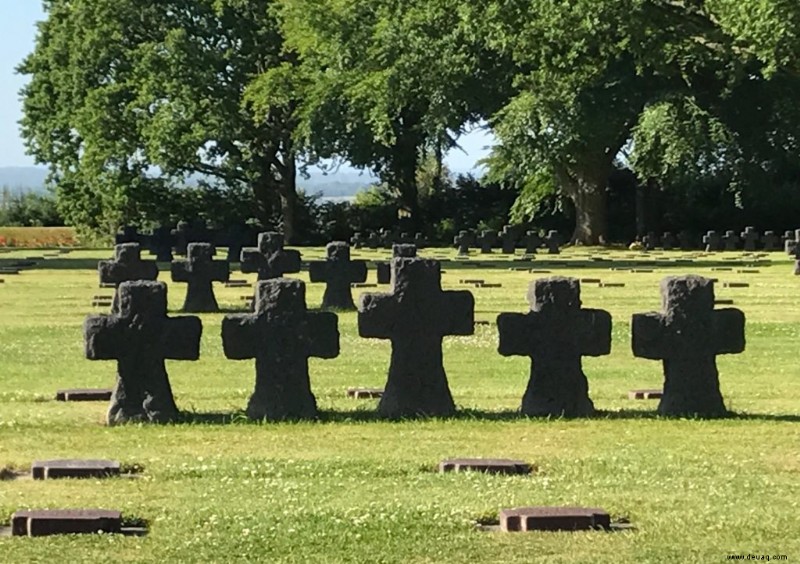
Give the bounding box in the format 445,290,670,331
347,388,384,399
358,259,474,418
632,275,745,417
84,281,202,425
477,230,497,254
703,230,722,252
628,389,663,400
12,509,122,537
32,460,121,480
497,278,611,417
722,230,740,251
171,243,229,312
55,389,113,402
499,226,518,254
240,232,301,281
523,231,542,255
500,507,611,532
761,231,780,251
309,242,367,310
98,244,159,311
740,227,760,251
439,458,533,475
222,279,339,421
376,244,417,285
544,231,561,254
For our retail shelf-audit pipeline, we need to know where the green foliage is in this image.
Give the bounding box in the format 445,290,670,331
0,189,63,227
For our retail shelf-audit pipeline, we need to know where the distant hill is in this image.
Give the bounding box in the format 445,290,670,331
0,166,375,198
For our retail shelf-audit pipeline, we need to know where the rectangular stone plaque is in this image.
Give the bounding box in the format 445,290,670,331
439,458,533,475
12,509,122,537
32,460,121,480
55,389,113,402
628,389,663,400
500,507,610,532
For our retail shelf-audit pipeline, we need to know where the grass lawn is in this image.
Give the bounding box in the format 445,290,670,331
0,246,798,563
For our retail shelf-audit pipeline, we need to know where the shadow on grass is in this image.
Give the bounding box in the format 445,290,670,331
174,407,800,426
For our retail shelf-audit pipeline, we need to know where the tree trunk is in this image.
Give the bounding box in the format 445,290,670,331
571,186,608,246
278,160,298,244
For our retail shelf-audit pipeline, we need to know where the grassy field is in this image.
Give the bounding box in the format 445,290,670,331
0,246,798,563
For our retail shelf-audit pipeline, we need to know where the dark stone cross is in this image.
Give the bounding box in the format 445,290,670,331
350,232,365,249
358,258,474,418
785,229,800,255
544,231,562,254
678,230,695,251
762,231,780,252
453,230,472,257
98,243,159,311
377,244,417,284
477,230,497,254
632,275,745,417
149,225,174,262
222,224,253,264
366,232,380,250
740,227,760,252
84,281,202,425
413,232,426,249
171,243,229,312
661,232,676,251
222,279,339,421
115,226,143,246
721,230,740,251
523,231,542,255
240,232,301,281
703,230,722,252
500,226,518,254
171,221,191,256
309,242,368,310
497,278,611,417
642,232,658,251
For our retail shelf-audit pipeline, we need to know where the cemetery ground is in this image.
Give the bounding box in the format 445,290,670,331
0,246,799,563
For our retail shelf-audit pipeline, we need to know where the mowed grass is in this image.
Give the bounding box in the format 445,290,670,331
0,246,799,563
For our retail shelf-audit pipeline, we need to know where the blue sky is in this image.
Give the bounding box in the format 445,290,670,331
0,2,491,171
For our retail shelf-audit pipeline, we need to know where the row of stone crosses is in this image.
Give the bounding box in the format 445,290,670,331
88,234,746,426
117,222,800,262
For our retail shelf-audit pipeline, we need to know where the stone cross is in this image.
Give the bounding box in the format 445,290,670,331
367,231,380,250
523,231,542,255
544,231,561,254
785,229,800,254
115,226,143,246
740,227,760,252
149,225,174,262
761,231,779,252
350,232,364,249
309,242,368,310
678,230,694,251
497,278,611,417
240,232,301,281
358,258,474,418
171,221,191,256
453,230,472,257
222,279,339,420
477,230,497,254
171,243,229,312
632,275,745,417
84,281,202,425
642,232,658,251
703,230,722,252
661,232,676,251
721,230,740,251
99,243,159,311
413,232,426,249
500,226,517,254
222,224,252,264
377,244,417,284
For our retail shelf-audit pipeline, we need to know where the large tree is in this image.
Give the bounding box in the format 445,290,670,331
20,0,304,240
266,0,512,225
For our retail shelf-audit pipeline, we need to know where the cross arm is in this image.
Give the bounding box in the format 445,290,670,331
221,314,260,360
439,291,475,336
170,261,191,283
308,262,329,283
358,293,397,339
239,249,264,274
277,250,302,274
306,311,340,359
84,315,126,360
631,312,667,360
162,316,203,360
579,309,613,356
713,308,746,354
496,312,530,357
210,260,230,283
348,261,368,284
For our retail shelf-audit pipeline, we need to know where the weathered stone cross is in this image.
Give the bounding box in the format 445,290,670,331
477,230,497,254
98,243,159,311
632,275,745,417
703,230,722,252
497,277,611,417
240,232,301,281
222,279,339,420
309,242,367,310
523,231,542,255
84,281,202,425
453,231,472,257
544,230,561,254
358,258,474,418
740,226,760,252
171,243,229,312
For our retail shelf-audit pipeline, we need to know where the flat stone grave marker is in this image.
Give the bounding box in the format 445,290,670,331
580,278,602,284
459,278,485,285
439,458,533,475
347,388,384,399
530,270,552,274
474,320,491,326
474,282,502,288
500,507,611,532
630,269,654,273
632,275,745,417
628,389,663,400
737,269,759,274
359,258,474,418
711,267,732,271
600,282,626,288
32,460,121,480
715,299,735,305
56,389,113,402
11,509,122,537
723,282,750,288
225,280,251,288
0,268,20,275
352,283,378,288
